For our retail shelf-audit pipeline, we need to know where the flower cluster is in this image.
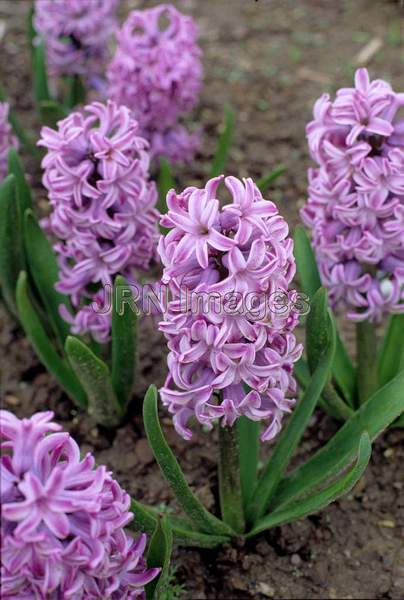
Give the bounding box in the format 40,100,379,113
0,102,18,181
0,410,159,599
107,4,203,164
158,175,302,441
34,0,118,82
302,68,404,321
38,100,159,342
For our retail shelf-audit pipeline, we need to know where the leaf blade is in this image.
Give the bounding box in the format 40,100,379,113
378,314,404,387
65,336,121,426
0,175,22,314
210,105,234,177
257,165,286,195
143,385,234,537
272,369,404,510
146,516,173,600
111,275,138,412
248,433,371,536
24,210,72,346
16,272,87,408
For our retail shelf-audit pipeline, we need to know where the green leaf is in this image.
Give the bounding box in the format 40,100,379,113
129,500,229,548
33,38,51,105
294,225,355,405
0,175,22,314
238,416,260,512
65,336,121,426
293,224,322,300
248,433,371,537
378,314,404,388
66,74,86,109
8,149,33,215
143,385,234,537
306,288,330,373
16,272,87,407
168,523,229,548
210,105,234,177
271,369,404,510
157,158,175,214
146,516,173,600
39,100,67,128
257,165,286,195
24,210,72,346
27,5,36,53
130,499,158,535
111,275,138,412
246,301,336,525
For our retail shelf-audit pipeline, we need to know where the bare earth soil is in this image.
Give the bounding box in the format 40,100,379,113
1,1,404,598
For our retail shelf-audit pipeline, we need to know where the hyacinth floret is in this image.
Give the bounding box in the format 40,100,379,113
158,175,302,442
107,3,202,163
302,68,404,321
0,102,18,181
38,100,159,342
34,0,118,81
0,410,159,599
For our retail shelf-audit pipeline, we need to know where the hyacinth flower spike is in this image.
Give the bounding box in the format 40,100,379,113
297,67,404,416
107,3,202,165
0,411,165,599
134,176,404,547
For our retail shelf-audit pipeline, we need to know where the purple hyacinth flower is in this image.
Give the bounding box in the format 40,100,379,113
157,175,302,442
38,100,159,342
0,410,159,599
34,0,118,83
302,68,404,322
0,102,18,181
107,4,203,164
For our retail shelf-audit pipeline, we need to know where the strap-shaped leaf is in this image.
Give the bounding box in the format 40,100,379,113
378,314,404,388
33,38,51,105
294,224,322,299
24,210,72,346
248,433,371,537
0,175,22,314
16,272,87,408
111,275,138,412
8,149,33,215
65,336,121,426
66,74,86,109
246,298,336,525
157,158,175,214
257,165,285,195
210,105,234,177
238,416,260,512
146,516,173,600
271,369,404,510
143,385,234,537
294,225,355,404
39,100,67,128
129,500,230,548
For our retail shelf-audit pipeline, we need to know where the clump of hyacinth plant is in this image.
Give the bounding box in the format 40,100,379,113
0,101,160,428
107,4,202,165
296,68,404,420
131,175,404,548
0,410,165,599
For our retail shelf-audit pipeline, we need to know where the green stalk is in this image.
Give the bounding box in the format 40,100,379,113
356,320,378,405
218,424,245,534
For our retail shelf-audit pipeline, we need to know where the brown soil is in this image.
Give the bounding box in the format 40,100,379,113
1,1,404,599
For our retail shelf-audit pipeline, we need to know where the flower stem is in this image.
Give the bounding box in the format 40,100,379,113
356,320,378,405
218,424,245,534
